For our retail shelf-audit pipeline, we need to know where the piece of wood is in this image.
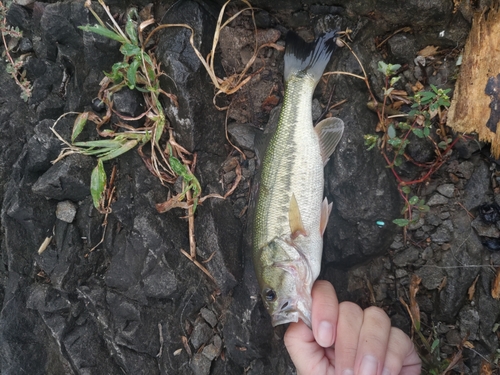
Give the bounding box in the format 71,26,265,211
447,6,500,157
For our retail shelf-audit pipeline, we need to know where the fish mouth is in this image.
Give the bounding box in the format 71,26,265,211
271,298,312,328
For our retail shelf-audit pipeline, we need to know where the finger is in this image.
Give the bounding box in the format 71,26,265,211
334,301,364,375
284,320,322,375
354,306,392,375
311,280,339,348
383,327,422,375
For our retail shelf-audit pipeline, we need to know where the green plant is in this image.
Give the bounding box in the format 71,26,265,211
365,61,461,228
1,0,32,101
52,0,201,214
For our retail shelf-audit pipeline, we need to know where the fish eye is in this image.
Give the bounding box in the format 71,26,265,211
264,288,277,302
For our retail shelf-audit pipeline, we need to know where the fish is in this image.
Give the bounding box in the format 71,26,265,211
252,30,344,328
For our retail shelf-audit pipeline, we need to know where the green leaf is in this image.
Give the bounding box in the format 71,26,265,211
401,186,411,194
377,61,388,74
120,43,141,57
412,128,424,138
90,159,107,209
409,195,419,205
390,76,401,86
79,24,127,43
418,204,430,212
423,126,430,137
388,124,396,139
127,59,140,89
394,155,404,166
99,140,138,161
387,137,402,147
393,218,409,227
430,338,440,353
71,112,89,143
74,140,124,148
125,19,138,45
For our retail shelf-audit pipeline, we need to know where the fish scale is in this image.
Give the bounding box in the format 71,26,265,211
254,75,323,266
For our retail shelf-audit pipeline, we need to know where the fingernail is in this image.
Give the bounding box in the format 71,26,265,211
342,369,354,375
316,321,334,347
382,367,392,375
359,355,378,375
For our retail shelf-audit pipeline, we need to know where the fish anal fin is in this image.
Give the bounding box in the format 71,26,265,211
289,194,307,239
320,197,333,236
315,117,344,165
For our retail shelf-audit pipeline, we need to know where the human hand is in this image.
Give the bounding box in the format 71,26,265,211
284,280,421,375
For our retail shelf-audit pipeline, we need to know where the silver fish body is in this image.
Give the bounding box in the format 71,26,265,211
252,31,344,327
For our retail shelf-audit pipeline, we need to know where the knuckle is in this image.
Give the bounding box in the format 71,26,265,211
365,306,391,325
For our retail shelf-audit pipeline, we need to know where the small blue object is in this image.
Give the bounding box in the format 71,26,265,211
376,220,385,228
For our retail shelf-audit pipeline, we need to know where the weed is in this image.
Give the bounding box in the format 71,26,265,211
0,0,32,101
365,61,461,228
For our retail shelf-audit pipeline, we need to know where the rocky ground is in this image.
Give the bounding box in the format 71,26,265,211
0,0,499,374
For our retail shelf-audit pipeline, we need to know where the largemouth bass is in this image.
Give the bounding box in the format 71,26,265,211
252,31,344,328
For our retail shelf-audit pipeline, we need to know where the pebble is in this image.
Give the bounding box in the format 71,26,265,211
471,216,500,238
200,307,218,328
459,306,480,340
457,161,474,179
190,321,212,350
395,268,408,278
427,193,449,206
416,264,445,290
431,227,451,243
190,353,212,375
227,123,257,151
421,247,433,260
202,343,220,361
56,201,77,223
408,217,424,230
437,183,455,198
425,214,442,227
392,247,419,267
439,211,451,220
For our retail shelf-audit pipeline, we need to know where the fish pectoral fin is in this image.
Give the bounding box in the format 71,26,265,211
289,193,307,239
314,117,344,165
320,197,333,236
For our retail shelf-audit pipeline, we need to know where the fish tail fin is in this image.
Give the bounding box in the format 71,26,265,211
284,30,338,84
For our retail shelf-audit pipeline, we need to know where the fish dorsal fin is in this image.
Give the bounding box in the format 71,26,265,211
289,194,307,239
320,197,333,236
314,117,344,165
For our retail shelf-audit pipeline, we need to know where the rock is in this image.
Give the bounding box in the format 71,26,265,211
459,305,480,340
56,200,77,223
471,216,500,238
457,160,475,179
32,154,94,201
388,33,418,65
392,247,419,267
200,307,218,328
112,88,146,120
194,199,242,294
324,76,402,263
142,262,178,299
156,0,226,155
190,320,213,350
437,183,455,198
427,193,449,206
431,226,452,244
463,159,491,210
227,123,258,151
190,353,212,375
202,343,220,361
416,264,445,290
